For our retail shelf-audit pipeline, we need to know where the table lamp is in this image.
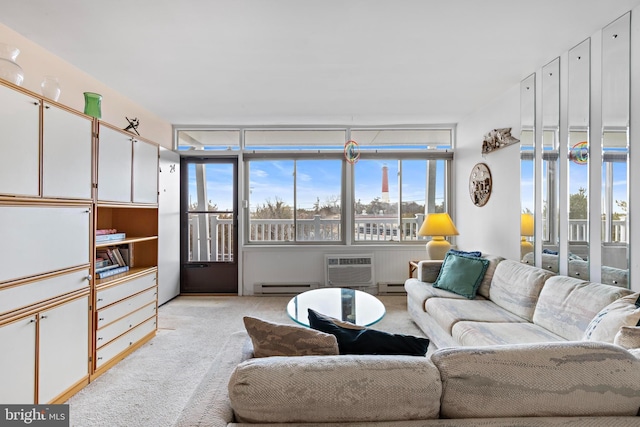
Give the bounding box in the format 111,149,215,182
521,213,534,257
418,213,459,260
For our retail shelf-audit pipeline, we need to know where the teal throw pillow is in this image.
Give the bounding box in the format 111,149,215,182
432,253,490,299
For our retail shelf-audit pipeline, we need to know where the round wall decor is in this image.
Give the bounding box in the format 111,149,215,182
469,162,492,207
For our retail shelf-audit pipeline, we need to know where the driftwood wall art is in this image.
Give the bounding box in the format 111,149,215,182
482,127,519,154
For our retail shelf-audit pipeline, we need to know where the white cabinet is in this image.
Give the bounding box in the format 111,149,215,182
0,315,37,404
38,295,90,403
0,84,40,197
98,124,158,204
133,139,159,203
0,294,89,404
42,103,93,200
0,205,91,283
97,126,133,202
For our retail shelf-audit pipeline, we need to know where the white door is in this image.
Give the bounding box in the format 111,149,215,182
0,315,36,403
97,126,133,202
158,147,180,304
38,295,89,403
0,84,40,197
133,139,159,203
42,103,93,199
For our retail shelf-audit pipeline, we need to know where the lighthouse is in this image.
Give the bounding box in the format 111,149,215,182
381,164,389,202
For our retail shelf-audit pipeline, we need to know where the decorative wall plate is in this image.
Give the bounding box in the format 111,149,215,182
469,162,492,207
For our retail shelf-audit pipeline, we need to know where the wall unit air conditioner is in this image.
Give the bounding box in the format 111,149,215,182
324,254,374,289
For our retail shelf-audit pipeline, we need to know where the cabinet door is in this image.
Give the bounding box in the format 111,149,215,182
97,126,132,202
0,316,36,403
0,205,91,283
133,139,159,204
42,103,93,199
0,84,40,197
38,295,89,403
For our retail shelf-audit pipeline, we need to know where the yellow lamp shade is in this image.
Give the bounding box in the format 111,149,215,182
418,213,459,237
418,213,458,260
521,213,534,237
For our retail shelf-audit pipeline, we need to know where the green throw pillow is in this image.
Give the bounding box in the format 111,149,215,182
432,253,489,299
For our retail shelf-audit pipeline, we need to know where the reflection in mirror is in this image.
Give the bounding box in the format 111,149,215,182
541,58,560,272
601,13,630,288
520,74,535,264
567,39,590,280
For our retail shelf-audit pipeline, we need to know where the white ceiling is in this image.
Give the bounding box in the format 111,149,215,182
1,0,639,126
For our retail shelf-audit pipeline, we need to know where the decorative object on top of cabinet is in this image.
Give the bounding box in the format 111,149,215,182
0,43,24,86
469,162,492,207
481,128,519,154
83,92,102,118
40,76,61,101
123,117,140,135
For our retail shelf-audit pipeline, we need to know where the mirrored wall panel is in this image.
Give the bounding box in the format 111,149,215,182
541,58,560,272
601,13,630,288
567,39,590,279
520,74,535,264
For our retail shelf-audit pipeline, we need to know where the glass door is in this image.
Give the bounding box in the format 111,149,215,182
180,157,238,293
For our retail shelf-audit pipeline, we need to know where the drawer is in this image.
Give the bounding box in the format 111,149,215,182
96,287,157,329
0,269,90,316
96,302,156,349
96,272,157,309
95,317,156,369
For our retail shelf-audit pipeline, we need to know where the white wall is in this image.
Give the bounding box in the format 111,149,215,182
455,85,521,259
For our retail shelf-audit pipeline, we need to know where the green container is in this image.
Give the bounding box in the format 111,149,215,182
83,92,102,118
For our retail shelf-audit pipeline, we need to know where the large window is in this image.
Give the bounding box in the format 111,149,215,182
353,158,448,242
247,158,343,243
176,126,454,246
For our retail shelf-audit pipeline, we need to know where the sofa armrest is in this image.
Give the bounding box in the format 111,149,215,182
417,260,443,283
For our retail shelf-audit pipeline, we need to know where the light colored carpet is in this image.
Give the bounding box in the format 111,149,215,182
66,295,425,427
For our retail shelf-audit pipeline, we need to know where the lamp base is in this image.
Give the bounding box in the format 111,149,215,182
521,238,533,260
426,237,451,260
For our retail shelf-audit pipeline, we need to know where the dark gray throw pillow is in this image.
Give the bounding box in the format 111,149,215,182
308,309,429,356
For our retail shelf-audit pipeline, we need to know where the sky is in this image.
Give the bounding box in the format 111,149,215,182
187,159,445,213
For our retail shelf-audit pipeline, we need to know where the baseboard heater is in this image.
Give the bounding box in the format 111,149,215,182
254,282,320,296
378,282,407,295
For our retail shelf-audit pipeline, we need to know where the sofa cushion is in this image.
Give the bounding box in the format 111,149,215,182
532,276,633,341
432,252,490,299
431,342,640,418
452,321,565,346
615,326,640,350
308,309,429,356
489,259,555,321
228,355,442,423
425,299,526,335
405,279,483,315
475,254,505,299
243,316,339,357
584,293,640,343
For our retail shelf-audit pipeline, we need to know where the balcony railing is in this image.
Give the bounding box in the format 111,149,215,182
188,215,627,262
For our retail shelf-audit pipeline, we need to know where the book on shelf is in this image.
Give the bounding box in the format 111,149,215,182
96,265,129,279
95,228,118,236
96,232,126,242
95,264,121,274
95,259,111,269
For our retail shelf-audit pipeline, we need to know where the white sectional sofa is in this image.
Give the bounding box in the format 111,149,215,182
191,254,640,426
405,255,636,349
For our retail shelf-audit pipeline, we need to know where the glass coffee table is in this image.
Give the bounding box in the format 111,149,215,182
286,287,386,327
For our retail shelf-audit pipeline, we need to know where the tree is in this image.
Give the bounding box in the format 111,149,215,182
569,187,588,219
